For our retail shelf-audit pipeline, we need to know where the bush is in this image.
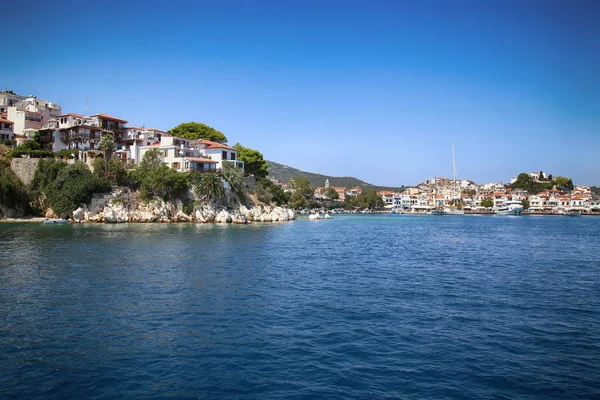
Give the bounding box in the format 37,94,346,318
45,163,111,217
192,172,225,204
31,160,110,217
255,178,288,205
139,165,189,201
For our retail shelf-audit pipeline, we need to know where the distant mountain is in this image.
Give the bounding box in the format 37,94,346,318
266,160,405,192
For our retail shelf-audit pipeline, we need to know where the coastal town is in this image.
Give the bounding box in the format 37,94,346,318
1,89,599,219
297,173,599,215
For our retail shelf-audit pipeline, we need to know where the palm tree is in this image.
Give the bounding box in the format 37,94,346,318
194,173,225,203
99,134,116,176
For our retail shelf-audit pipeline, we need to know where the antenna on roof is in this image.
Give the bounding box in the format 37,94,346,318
85,97,89,115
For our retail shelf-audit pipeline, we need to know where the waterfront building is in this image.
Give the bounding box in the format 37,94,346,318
0,117,14,140
136,136,243,173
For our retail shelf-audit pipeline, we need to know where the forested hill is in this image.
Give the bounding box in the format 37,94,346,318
266,160,405,192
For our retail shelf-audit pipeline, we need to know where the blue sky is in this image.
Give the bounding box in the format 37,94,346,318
3,0,599,186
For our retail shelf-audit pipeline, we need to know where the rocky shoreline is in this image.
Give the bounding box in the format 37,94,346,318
68,189,294,224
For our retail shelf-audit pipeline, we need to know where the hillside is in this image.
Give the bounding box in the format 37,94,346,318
267,160,405,192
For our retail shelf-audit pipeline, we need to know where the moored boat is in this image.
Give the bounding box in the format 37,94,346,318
495,201,523,215
41,218,70,224
564,209,582,217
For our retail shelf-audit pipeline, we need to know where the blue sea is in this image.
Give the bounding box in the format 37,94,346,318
1,215,599,399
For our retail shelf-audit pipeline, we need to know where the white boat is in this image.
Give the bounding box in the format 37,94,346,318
428,208,446,215
444,208,465,215
564,209,582,217
495,201,523,215
308,213,320,220
41,218,70,224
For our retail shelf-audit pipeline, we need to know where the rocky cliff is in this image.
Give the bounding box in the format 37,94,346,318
72,188,294,224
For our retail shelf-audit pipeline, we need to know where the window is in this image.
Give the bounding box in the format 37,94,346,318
222,151,227,159
163,150,168,157
231,153,236,160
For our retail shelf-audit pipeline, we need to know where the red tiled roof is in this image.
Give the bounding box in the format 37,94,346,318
187,157,217,163
92,114,128,123
191,139,236,151
58,113,85,118
0,117,14,124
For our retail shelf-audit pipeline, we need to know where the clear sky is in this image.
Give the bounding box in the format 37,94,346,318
3,0,599,186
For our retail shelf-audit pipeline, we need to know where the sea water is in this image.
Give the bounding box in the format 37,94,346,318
1,215,599,398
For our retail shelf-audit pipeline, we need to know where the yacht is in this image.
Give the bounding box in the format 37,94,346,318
495,201,523,215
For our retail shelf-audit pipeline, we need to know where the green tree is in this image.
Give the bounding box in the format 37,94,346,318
289,191,308,209
99,134,116,176
552,176,574,191
481,198,494,208
462,189,476,196
356,189,385,209
288,177,313,199
222,161,246,204
521,198,530,210
169,122,227,143
139,165,189,201
129,149,164,189
343,194,358,209
140,149,164,171
323,187,339,200
255,178,289,206
233,143,268,178
44,162,111,217
193,172,225,203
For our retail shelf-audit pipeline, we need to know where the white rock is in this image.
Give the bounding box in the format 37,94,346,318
215,209,232,223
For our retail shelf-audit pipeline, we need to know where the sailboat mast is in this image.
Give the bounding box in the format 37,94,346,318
452,146,457,198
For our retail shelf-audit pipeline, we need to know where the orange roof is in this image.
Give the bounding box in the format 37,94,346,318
191,139,236,151
0,117,14,124
58,113,85,118
378,191,394,195
92,113,128,123
187,157,217,163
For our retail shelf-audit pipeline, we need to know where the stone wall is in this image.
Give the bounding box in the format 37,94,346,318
10,158,40,186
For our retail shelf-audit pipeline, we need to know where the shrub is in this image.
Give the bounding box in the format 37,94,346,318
45,163,111,217
139,165,189,201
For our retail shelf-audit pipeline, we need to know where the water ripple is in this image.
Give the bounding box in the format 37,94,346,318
1,216,599,398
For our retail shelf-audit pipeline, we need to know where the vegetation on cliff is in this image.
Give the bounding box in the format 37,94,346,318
510,172,574,194
30,160,111,218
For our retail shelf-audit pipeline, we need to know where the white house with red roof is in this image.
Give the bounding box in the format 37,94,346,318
135,136,243,173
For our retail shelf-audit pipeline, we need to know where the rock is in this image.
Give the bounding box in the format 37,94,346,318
173,210,191,222
73,207,85,222
45,208,59,219
215,209,232,223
